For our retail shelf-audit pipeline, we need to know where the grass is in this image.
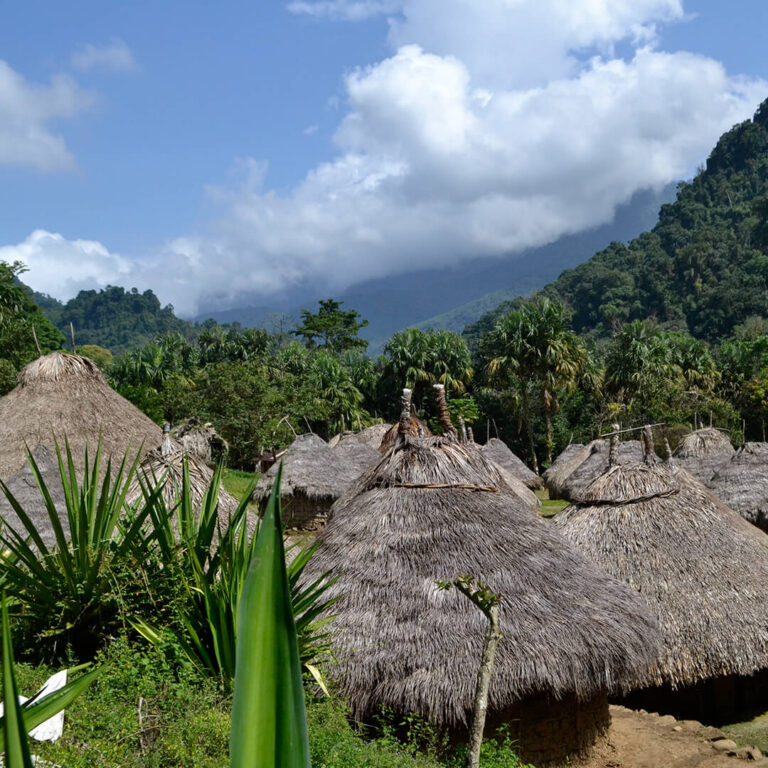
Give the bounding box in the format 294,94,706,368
723,713,768,753
221,468,260,503
535,488,567,518
12,638,532,767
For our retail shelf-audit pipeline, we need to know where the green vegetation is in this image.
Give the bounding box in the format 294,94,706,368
0,261,65,394
39,285,191,354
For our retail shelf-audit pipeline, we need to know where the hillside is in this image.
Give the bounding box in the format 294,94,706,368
466,98,768,345
196,184,673,352
37,286,191,354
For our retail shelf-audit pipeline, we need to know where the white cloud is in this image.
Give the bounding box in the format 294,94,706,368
0,61,93,171
287,0,400,20
0,231,131,299
303,124,319,135
11,1,768,314
70,38,137,73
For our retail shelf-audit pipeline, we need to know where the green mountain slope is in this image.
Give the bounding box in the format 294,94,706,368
37,286,191,354
466,98,768,345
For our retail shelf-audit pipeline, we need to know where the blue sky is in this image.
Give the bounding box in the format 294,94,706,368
1,1,767,315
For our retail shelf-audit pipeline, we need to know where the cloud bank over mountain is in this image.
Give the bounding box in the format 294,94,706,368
5,1,767,316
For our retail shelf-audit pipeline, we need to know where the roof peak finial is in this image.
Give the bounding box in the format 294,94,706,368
609,423,621,467
433,384,456,438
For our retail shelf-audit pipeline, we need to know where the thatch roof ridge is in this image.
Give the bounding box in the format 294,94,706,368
254,433,344,500
558,440,645,502
554,459,768,688
706,441,768,529
480,438,542,489
0,352,162,480
310,434,660,726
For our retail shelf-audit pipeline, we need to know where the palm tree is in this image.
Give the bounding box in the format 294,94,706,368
485,298,586,468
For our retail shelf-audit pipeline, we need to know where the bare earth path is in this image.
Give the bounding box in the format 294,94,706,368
580,706,768,768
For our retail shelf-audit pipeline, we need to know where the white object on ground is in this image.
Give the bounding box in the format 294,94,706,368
0,669,68,741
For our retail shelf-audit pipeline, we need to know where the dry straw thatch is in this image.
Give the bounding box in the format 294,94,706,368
254,433,346,529
480,437,542,489
331,433,382,488
554,454,768,694
170,417,228,465
672,427,734,484
706,442,768,530
542,442,589,499
0,445,66,550
379,415,432,453
126,445,239,519
308,431,660,748
0,352,162,481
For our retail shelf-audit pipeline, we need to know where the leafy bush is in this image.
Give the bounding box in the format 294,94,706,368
0,440,163,662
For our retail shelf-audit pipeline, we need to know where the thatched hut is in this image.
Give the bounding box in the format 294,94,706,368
549,439,644,502
480,438,542,490
0,352,161,480
331,433,382,488
542,442,589,499
672,427,734,484
554,432,768,720
706,442,768,531
254,433,344,530
0,445,66,550
308,397,660,766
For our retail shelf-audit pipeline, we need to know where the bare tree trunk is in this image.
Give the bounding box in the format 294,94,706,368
544,408,554,467
520,391,539,473
466,604,502,768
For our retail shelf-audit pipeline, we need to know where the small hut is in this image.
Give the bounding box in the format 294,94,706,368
0,445,66,550
307,394,660,766
0,352,162,480
254,434,344,530
707,442,768,531
542,442,589,499
672,427,734,484
480,438,542,489
554,430,768,720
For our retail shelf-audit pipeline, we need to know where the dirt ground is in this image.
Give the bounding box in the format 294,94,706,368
579,706,768,768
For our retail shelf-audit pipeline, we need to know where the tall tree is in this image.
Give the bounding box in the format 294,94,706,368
292,299,369,353
484,298,586,469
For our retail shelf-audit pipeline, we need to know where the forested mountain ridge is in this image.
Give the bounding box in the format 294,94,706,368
466,98,768,346
33,286,191,354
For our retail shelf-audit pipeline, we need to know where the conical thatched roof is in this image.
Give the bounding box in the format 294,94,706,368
254,433,344,502
672,427,734,484
555,440,644,501
126,445,239,519
554,457,768,689
542,442,589,499
0,445,66,550
482,456,540,510
0,352,162,481
480,438,542,489
331,434,382,487
707,442,768,530
309,433,660,727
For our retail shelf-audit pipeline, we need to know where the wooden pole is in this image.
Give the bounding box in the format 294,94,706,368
69,322,76,353
30,324,41,355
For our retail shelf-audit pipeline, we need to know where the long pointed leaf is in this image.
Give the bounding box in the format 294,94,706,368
230,463,310,768
1,594,34,768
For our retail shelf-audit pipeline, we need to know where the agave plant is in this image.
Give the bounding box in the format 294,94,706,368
133,460,337,690
0,438,164,661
